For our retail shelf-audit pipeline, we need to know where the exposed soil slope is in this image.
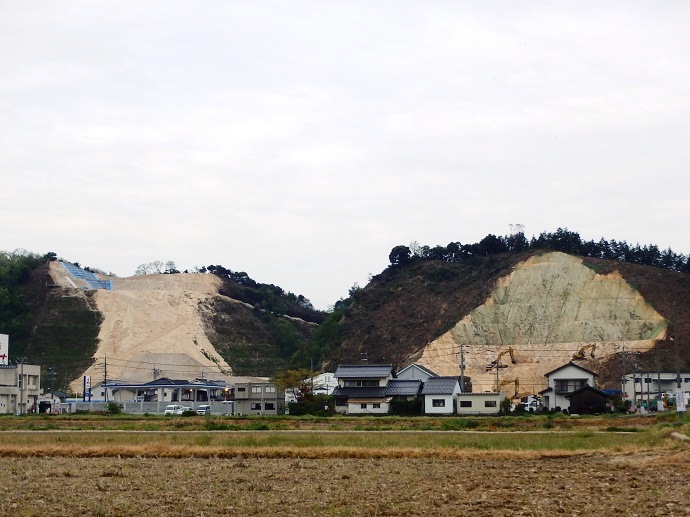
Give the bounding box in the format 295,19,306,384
46,263,319,390
329,251,690,393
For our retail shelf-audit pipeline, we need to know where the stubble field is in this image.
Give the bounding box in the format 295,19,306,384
1,414,688,516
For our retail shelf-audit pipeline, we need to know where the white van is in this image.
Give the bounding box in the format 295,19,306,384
164,404,182,415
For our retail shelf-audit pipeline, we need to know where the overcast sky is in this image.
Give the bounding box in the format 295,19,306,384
2,2,690,310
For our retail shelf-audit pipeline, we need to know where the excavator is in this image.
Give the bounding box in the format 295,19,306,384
486,347,516,370
497,377,519,399
572,343,596,360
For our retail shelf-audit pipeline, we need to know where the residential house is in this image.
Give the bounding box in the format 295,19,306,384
102,378,233,404
311,372,338,396
385,379,423,414
621,372,690,408
234,380,285,416
540,362,598,412
565,386,611,414
456,392,503,415
0,363,41,415
332,364,395,415
421,377,461,415
396,364,438,382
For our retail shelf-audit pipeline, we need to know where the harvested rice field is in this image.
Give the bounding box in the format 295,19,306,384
1,413,688,516
3,450,690,516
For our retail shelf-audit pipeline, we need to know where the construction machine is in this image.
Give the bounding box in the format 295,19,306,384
497,378,519,399
486,347,516,370
572,343,596,360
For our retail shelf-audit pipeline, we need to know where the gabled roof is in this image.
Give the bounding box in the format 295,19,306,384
334,364,394,379
385,379,422,396
332,386,387,398
421,376,460,395
544,361,598,378
146,377,191,386
564,385,611,399
396,363,438,378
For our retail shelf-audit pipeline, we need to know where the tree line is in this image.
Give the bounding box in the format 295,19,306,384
389,228,690,273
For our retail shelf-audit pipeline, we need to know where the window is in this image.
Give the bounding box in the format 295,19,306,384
459,400,472,408
373,403,381,409
484,400,497,408
237,387,246,392
251,386,262,394
432,399,445,407
360,403,367,409
265,402,275,410
251,402,261,410
265,386,276,393
554,379,586,394
684,378,690,383
644,378,651,384
344,380,379,387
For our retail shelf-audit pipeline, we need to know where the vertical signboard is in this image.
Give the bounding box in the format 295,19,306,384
84,375,92,402
676,388,687,413
0,334,8,365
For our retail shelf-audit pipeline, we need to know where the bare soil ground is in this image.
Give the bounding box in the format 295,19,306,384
4,450,690,516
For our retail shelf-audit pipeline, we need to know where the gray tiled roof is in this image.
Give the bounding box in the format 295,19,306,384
334,364,394,379
421,377,460,395
332,386,388,398
385,379,422,396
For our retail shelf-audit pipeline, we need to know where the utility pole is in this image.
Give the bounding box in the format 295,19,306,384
103,355,108,402
672,306,686,413
48,367,58,396
459,343,466,393
621,344,627,398
17,357,27,415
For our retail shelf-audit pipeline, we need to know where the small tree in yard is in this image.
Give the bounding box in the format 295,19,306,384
106,401,121,415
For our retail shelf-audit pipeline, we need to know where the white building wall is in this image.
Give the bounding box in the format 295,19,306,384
347,400,389,415
622,373,690,406
424,394,456,415
457,393,503,415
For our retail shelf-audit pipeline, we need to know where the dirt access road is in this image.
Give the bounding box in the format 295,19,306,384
4,449,689,516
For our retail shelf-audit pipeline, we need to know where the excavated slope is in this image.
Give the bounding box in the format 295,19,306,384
49,263,232,391
415,252,668,395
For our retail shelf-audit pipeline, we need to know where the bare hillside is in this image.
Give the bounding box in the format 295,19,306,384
328,251,690,395
49,263,233,391
415,252,667,394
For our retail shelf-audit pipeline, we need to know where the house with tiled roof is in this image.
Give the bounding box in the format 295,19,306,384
540,361,598,412
421,376,461,415
332,364,395,415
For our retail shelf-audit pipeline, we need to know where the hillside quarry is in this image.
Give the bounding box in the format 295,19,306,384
330,251,690,395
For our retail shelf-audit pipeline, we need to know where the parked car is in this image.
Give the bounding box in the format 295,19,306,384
164,404,182,415
197,405,211,415
175,406,193,415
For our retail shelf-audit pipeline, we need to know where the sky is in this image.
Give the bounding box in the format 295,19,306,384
2,2,690,310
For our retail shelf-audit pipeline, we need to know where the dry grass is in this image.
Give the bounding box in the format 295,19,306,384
0,429,671,459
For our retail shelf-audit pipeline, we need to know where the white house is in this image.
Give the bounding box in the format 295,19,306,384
540,362,598,412
421,377,461,415
456,392,503,415
310,372,338,396
396,364,438,382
